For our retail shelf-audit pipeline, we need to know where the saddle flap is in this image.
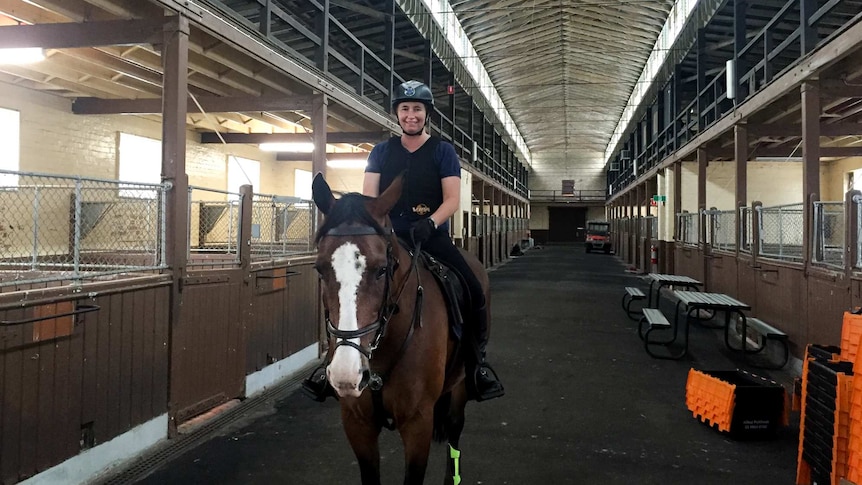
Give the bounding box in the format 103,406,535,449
420,251,466,339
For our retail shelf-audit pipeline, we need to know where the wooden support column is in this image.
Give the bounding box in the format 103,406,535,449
162,15,189,275
802,80,821,268
735,124,748,258
698,148,708,285
698,149,707,245
162,14,189,438
312,94,328,178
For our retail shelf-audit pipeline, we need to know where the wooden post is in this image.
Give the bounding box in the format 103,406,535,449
735,124,748,258
801,81,821,270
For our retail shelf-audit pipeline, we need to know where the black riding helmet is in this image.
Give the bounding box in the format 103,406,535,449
391,80,434,113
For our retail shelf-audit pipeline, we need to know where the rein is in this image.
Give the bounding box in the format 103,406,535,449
323,223,424,393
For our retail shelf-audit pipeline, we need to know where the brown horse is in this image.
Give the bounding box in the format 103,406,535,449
311,173,489,485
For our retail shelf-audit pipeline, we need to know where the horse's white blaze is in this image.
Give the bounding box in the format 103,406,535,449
327,242,367,397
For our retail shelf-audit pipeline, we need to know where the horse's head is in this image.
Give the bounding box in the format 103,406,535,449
312,173,403,398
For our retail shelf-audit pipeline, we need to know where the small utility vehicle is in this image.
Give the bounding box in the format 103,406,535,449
585,221,612,253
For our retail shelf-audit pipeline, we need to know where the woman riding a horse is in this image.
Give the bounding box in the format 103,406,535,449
300,80,504,484
303,80,504,403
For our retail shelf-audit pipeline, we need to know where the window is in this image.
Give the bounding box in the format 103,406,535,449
0,107,20,187
294,169,312,200
227,156,260,197
118,133,160,198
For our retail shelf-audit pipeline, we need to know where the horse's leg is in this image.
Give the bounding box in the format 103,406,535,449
342,409,383,485
443,386,468,485
398,405,435,485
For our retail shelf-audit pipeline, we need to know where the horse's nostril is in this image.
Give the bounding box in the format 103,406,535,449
358,368,370,391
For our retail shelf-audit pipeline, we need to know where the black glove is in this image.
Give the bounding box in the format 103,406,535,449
410,217,437,245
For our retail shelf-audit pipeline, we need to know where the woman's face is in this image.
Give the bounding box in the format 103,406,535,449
396,101,427,135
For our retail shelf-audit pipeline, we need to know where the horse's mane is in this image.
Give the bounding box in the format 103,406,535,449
315,192,388,243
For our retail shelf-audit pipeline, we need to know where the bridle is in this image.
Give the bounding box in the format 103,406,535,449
322,223,424,390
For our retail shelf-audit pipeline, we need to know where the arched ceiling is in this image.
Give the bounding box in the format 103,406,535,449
448,0,676,188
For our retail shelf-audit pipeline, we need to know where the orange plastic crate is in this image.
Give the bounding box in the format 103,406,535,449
686,368,785,439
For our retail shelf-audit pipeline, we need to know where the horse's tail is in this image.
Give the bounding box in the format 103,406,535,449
432,393,452,443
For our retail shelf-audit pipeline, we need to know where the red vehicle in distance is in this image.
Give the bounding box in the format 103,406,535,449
584,221,612,254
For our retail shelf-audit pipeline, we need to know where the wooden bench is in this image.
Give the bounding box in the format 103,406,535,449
621,286,646,320
640,308,683,359
740,317,789,370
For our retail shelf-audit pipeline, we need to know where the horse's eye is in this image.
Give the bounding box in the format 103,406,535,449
375,267,387,280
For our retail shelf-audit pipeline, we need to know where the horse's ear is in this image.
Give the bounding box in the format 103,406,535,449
368,172,404,219
312,173,335,215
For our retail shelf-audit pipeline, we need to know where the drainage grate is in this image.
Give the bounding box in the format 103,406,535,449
93,366,313,485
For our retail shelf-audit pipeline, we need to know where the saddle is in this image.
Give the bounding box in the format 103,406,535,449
406,245,469,341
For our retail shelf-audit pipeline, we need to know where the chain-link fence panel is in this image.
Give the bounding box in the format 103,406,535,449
812,201,844,268
250,194,316,259
0,170,167,287
757,203,803,262
188,186,241,265
707,209,736,252
677,212,698,246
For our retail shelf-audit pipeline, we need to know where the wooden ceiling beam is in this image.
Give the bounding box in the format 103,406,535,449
200,131,389,144
72,95,315,114
0,17,166,48
711,145,862,159
821,79,862,99
747,122,862,137
276,152,369,161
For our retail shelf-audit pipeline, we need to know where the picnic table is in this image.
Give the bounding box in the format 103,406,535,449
642,290,750,360
645,273,702,308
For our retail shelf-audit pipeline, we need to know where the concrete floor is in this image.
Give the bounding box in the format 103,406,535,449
131,244,800,484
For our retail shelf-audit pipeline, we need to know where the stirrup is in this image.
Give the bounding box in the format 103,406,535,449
470,364,505,402
301,365,335,402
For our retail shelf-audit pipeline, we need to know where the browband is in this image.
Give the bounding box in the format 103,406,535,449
326,224,390,237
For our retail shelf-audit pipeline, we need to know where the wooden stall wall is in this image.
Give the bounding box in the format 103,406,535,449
736,256,758,313
466,236,479,258
674,245,704,283
247,259,320,375
170,269,247,427
805,270,851,350
752,263,807,354
0,277,171,484
706,252,738,296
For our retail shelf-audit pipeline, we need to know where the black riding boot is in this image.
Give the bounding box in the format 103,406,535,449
301,363,336,402
467,306,505,402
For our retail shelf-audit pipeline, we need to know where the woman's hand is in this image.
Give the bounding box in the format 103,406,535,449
410,217,437,244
